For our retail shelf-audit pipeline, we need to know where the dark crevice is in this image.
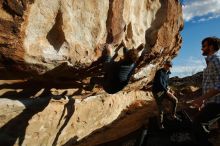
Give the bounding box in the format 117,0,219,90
106,0,114,43
106,0,126,44
2,1,16,17
0,18,19,36
21,0,27,10
125,22,133,41
0,44,10,48
0,53,16,66
2,0,24,16
46,9,65,52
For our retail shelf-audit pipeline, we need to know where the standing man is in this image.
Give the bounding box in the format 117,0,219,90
191,37,220,146
152,61,178,129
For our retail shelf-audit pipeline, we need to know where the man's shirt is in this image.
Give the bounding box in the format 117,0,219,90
103,55,136,94
152,68,170,93
203,51,220,104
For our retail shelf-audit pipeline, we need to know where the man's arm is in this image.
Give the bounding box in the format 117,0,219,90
192,58,220,108
137,43,145,51
103,44,113,63
192,89,220,108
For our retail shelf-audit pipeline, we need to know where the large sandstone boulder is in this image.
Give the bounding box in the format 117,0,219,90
0,0,183,78
0,0,183,145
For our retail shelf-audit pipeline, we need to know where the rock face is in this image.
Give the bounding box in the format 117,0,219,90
0,0,183,146
0,91,157,146
0,0,183,78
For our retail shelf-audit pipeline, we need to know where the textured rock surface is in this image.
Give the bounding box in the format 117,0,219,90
0,0,183,78
0,0,183,145
0,90,157,146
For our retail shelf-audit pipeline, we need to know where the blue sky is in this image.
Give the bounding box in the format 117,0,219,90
171,0,220,77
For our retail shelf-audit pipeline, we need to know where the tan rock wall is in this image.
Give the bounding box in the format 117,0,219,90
0,0,183,75
0,0,183,145
0,91,156,146
0,0,183,84
22,0,160,70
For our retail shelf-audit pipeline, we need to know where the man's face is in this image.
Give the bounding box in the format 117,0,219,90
201,41,212,56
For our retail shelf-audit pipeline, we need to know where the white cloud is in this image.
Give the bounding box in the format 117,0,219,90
183,0,220,22
171,56,205,77
196,14,220,22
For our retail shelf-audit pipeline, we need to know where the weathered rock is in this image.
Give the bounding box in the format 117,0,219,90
0,90,157,146
0,0,183,145
0,0,183,78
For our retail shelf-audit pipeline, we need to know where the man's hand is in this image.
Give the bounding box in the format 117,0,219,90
105,44,113,56
167,88,174,94
166,90,174,98
121,40,126,47
137,43,145,51
191,97,205,110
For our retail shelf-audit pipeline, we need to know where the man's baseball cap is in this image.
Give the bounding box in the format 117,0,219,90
164,60,173,67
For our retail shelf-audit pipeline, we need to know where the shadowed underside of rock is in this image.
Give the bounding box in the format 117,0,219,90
0,0,183,145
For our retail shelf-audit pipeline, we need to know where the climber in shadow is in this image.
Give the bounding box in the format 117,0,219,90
85,43,144,94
